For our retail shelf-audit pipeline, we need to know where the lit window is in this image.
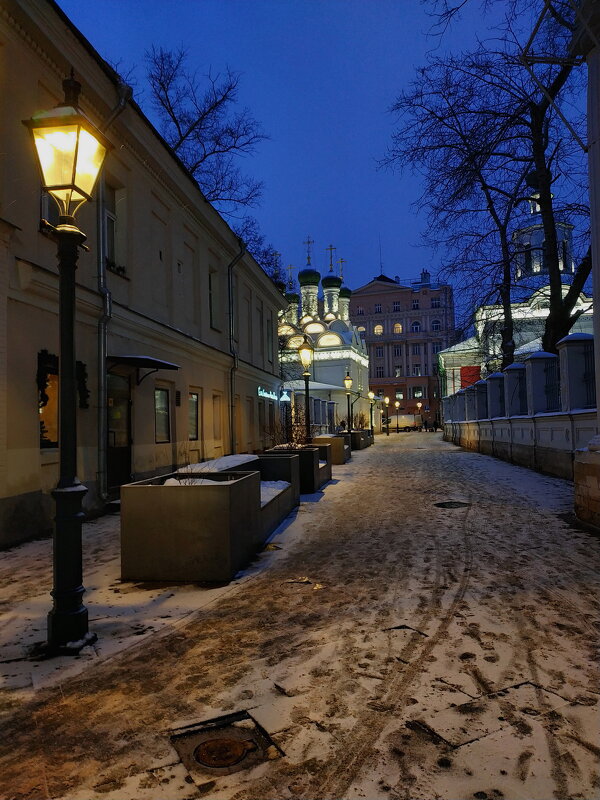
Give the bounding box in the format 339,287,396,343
189,392,199,441
412,386,424,399
154,388,171,443
374,324,384,336
374,303,382,313
40,372,59,448
413,364,421,376
412,299,419,310
395,366,402,377
393,323,402,334
411,321,421,333
395,390,404,400
431,319,441,331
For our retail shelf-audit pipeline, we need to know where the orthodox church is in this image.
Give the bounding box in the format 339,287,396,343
278,242,372,435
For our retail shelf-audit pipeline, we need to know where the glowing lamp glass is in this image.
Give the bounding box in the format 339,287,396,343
343,373,353,391
368,391,374,401
298,338,314,371
25,104,109,218
384,396,389,405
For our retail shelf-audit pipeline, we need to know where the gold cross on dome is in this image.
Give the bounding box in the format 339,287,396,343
326,243,336,271
303,236,314,265
337,257,346,280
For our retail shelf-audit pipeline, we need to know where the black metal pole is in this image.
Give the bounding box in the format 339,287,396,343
304,371,311,443
386,407,390,436
370,402,374,437
47,221,95,654
396,413,399,433
346,392,351,432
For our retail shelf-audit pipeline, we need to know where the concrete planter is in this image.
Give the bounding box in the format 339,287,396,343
350,430,370,450
312,435,348,464
121,459,299,583
264,446,328,493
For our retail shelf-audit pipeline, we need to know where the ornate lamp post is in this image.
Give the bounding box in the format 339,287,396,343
298,335,314,443
395,400,400,433
344,371,353,431
384,396,390,436
368,391,375,437
416,400,423,429
23,75,111,653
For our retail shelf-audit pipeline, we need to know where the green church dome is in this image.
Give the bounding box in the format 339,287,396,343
321,274,342,289
339,286,352,298
298,268,321,286
285,292,300,304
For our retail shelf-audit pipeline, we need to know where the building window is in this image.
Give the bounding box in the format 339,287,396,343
412,364,421,376
412,343,420,355
375,345,384,358
374,303,382,313
431,297,440,308
154,388,170,443
393,301,401,312
357,306,364,315
432,341,443,354
412,298,419,310
395,365,402,377
188,392,199,441
396,390,404,400
39,372,59,448
375,366,385,378
393,344,402,357
374,324,384,336
411,321,421,333
393,322,403,334
431,319,441,331
412,386,424,399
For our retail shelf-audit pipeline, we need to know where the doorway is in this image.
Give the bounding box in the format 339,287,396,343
107,373,131,490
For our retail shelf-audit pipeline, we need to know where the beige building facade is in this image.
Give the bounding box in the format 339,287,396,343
0,0,285,547
349,271,455,426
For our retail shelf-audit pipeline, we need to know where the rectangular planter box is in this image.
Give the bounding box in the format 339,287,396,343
312,435,348,464
264,446,325,493
350,430,370,450
121,464,299,584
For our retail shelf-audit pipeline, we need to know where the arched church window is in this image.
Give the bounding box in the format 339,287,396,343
393,323,403,334
374,324,384,336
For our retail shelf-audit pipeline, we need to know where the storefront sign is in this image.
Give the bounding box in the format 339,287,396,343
279,390,291,402
257,386,278,400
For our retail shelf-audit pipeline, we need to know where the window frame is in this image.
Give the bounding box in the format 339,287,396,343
154,387,171,443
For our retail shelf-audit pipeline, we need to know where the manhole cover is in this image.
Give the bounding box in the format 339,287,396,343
434,501,471,509
194,737,257,768
171,711,281,777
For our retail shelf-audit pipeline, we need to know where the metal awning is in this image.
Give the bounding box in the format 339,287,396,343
108,355,180,370
283,380,346,391
108,355,180,385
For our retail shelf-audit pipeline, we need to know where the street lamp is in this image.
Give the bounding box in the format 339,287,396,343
416,401,423,430
395,400,400,433
368,390,375,437
344,371,353,431
384,396,390,436
23,75,111,653
298,335,314,442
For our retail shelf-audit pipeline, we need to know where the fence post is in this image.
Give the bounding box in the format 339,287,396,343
524,352,560,415
474,380,488,419
464,386,478,421
557,333,595,411
486,372,505,418
503,363,527,416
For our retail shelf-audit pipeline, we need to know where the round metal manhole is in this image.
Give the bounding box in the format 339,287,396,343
434,501,471,509
193,737,257,768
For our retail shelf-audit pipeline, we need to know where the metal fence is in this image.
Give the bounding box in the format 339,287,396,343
544,359,561,412
584,342,596,408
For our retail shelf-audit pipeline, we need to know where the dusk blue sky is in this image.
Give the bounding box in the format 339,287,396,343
57,0,493,291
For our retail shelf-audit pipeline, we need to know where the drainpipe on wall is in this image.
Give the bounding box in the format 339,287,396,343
97,81,132,503
228,237,247,455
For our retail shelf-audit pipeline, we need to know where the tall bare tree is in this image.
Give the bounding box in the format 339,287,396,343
146,46,267,213
385,40,589,364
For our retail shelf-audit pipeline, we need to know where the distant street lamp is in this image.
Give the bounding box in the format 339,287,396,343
395,400,400,433
384,396,390,436
344,371,353,430
368,390,375,437
416,401,423,430
23,74,111,653
298,335,314,442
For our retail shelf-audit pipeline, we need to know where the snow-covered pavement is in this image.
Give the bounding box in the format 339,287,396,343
0,433,598,800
